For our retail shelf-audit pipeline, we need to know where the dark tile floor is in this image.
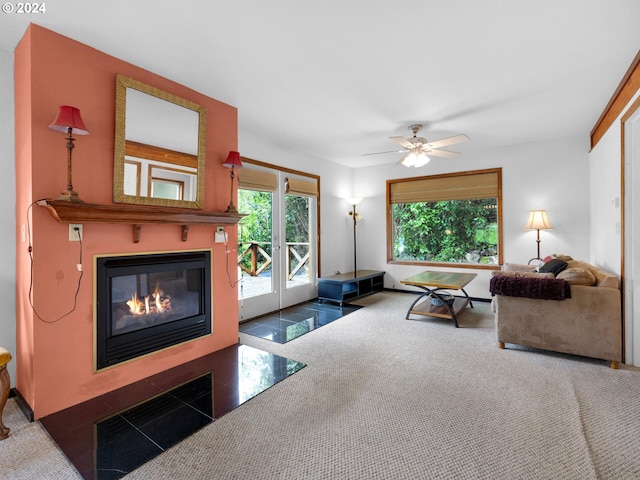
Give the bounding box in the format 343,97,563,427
239,300,361,343
40,344,305,480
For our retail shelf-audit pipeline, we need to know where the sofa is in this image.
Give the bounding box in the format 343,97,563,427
490,256,622,368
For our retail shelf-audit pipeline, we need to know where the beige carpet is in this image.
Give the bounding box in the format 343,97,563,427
2,291,640,479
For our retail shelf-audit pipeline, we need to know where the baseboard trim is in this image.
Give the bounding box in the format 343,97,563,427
11,388,34,422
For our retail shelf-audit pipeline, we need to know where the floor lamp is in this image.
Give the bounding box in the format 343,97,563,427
347,197,362,277
524,210,553,264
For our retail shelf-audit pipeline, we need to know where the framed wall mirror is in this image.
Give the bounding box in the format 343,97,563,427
113,74,207,209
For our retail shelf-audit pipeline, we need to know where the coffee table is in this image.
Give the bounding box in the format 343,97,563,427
400,271,477,327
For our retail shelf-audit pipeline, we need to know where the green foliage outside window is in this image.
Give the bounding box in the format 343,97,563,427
238,190,273,273
392,199,498,264
238,190,311,275
285,195,310,244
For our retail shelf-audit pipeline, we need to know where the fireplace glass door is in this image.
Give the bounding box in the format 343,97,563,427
96,251,212,370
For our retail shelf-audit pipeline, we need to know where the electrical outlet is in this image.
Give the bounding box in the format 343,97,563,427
69,224,83,241
215,227,228,243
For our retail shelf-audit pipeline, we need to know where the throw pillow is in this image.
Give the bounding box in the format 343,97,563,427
557,267,597,286
537,258,569,276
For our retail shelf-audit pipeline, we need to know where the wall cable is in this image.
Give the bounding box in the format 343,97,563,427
224,241,244,289
26,199,84,323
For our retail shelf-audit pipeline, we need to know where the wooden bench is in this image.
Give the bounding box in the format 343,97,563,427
317,270,384,306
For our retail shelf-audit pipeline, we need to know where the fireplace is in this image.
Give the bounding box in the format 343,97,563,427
95,251,212,370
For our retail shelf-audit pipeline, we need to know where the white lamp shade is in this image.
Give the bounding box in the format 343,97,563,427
524,210,553,230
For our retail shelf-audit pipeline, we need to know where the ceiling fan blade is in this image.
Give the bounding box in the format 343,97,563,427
426,149,461,158
361,149,406,156
389,136,415,149
427,134,470,149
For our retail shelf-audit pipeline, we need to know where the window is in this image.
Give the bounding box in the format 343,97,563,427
387,168,502,269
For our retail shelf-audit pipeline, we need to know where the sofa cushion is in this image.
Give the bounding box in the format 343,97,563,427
552,253,574,262
571,260,619,288
537,258,569,276
557,267,597,286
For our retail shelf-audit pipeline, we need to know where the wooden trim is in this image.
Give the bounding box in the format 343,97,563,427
125,140,198,169
591,50,640,150
241,157,320,183
40,200,244,243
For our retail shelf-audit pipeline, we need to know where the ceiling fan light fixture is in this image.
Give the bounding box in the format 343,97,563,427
414,153,430,167
401,152,416,167
401,151,430,168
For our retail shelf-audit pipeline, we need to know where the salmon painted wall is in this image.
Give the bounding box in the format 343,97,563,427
15,25,239,419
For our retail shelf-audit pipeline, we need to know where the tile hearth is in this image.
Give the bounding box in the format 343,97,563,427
39,344,305,480
240,300,361,343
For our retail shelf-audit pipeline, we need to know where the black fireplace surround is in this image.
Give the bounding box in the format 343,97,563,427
96,251,212,370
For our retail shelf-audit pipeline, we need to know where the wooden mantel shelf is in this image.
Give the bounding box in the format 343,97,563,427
40,199,245,243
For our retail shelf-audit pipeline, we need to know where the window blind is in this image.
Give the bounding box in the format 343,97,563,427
238,167,278,192
285,177,318,197
389,171,499,204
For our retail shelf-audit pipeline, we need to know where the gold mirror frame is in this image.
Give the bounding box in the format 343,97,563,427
113,74,207,209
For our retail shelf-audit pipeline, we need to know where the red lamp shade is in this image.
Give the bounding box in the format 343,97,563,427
222,151,243,169
49,105,90,135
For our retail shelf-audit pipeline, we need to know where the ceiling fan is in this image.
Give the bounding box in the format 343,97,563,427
363,124,469,167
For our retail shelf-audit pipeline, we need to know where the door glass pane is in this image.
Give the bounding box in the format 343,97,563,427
238,189,273,299
285,194,311,287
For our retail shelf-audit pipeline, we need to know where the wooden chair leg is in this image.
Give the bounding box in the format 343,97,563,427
0,365,9,440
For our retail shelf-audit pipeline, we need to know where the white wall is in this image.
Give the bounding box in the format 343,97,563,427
0,47,16,385
352,136,591,300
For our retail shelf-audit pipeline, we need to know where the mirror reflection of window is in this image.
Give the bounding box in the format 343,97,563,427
149,165,196,201
151,179,184,201
124,161,141,196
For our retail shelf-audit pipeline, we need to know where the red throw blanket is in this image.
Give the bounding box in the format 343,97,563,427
489,276,571,301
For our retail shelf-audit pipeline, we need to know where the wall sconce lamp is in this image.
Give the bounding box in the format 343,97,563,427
347,197,363,277
49,105,90,203
222,151,243,213
523,209,553,264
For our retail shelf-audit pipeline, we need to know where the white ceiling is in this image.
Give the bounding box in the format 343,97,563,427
1,0,639,168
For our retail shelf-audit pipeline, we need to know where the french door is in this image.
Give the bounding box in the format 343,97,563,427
236,165,318,321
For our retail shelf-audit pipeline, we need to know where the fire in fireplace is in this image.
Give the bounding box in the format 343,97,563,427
95,251,212,370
